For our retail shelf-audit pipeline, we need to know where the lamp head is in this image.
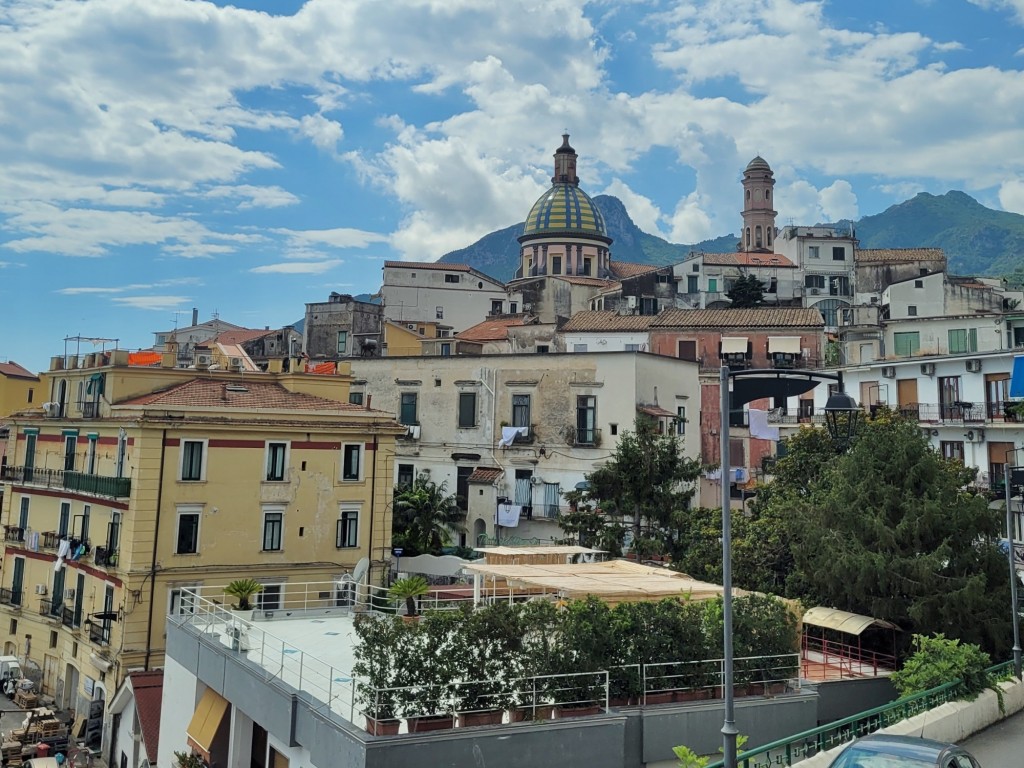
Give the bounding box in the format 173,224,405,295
824,391,860,446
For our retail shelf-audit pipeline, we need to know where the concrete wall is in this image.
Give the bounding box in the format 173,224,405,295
797,679,1024,767
814,677,897,726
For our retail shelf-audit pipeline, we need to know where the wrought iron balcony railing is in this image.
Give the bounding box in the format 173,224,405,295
1,465,130,499
61,606,78,629
0,588,22,607
3,526,24,543
93,547,119,568
88,622,110,646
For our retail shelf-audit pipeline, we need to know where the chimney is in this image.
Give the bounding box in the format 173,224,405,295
192,307,199,326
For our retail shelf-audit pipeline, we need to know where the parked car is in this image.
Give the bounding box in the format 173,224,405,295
828,734,982,767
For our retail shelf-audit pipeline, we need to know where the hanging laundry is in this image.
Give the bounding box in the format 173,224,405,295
57,538,71,559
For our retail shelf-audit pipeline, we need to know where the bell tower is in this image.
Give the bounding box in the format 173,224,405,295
741,156,777,252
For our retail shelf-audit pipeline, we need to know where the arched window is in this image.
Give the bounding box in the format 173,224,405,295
766,189,771,201
755,225,763,248
746,190,750,201
767,229,772,246
745,228,751,247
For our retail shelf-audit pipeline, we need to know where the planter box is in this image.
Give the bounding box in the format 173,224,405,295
510,704,555,722
674,688,713,703
407,714,455,733
457,709,504,727
365,716,400,736
644,691,675,705
556,704,602,719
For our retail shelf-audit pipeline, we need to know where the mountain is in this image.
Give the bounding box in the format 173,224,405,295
439,195,735,281
853,191,1024,276
439,190,1024,281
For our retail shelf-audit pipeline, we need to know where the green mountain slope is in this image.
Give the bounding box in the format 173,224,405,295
439,190,1024,282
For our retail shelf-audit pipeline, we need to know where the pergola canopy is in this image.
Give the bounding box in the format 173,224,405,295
802,606,900,636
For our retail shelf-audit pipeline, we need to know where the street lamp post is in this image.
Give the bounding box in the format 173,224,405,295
718,367,859,768
1003,456,1022,679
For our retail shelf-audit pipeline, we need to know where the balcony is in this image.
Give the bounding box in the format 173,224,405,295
88,622,110,646
0,588,22,607
903,402,988,424
38,598,52,616
93,546,119,568
566,427,602,448
1,465,131,499
3,526,24,543
40,531,61,550
61,606,78,629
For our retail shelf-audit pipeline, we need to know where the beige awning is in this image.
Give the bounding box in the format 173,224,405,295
768,336,802,354
721,337,748,354
186,687,229,760
802,606,900,636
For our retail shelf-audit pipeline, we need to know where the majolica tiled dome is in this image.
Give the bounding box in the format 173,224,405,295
523,184,607,237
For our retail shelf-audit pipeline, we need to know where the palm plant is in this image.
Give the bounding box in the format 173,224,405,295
392,473,466,555
224,578,264,611
388,575,430,617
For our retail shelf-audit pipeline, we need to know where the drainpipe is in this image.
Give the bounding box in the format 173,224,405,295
143,428,167,670
369,432,379,582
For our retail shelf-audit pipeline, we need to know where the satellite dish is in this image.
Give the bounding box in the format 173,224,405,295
352,557,370,585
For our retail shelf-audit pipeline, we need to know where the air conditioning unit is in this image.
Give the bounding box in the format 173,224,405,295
530,476,543,486
881,366,896,379
626,296,637,309
809,288,821,295
195,353,212,369
228,356,243,371
64,589,76,601
34,585,47,596
966,359,982,373
965,429,986,443
921,363,935,376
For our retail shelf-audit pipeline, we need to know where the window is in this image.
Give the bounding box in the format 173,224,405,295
893,332,921,357
58,502,70,537
337,507,359,548
708,278,718,292
63,434,77,471
444,274,460,284
510,302,518,313
435,306,444,319
80,504,91,542
512,394,531,428
262,509,283,551
265,442,288,482
342,444,362,481
625,344,640,352
941,441,965,463
691,263,699,273
536,345,549,354
676,406,686,436
169,585,199,616
457,392,477,428
804,274,825,289
23,430,36,474
86,434,97,474
914,279,924,288
27,388,33,404
677,340,697,361
51,568,64,616
908,305,917,317
397,464,415,488
440,342,452,357
399,393,418,425
582,258,592,276
832,246,845,260
491,300,503,314
657,273,672,284
808,246,819,259
18,498,29,533
337,331,348,355
948,328,978,354
573,344,588,353
180,440,205,481
49,631,57,649
176,508,200,554
456,466,473,511
255,584,282,610
687,275,698,293
107,511,121,554
576,395,597,445
115,429,127,478
552,256,562,274
349,391,364,405
641,297,658,315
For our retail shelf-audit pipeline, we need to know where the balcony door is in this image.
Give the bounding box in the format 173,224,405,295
938,376,962,420
986,373,1010,419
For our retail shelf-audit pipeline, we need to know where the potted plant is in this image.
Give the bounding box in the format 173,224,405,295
402,610,460,732
223,578,264,616
512,600,560,721
352,614,405,735
456,603,520,727
388,575,430,621
554,596,611,717
732,594,798,696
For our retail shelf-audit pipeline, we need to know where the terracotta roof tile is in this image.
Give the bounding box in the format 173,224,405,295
856,248,945,263
468,467,503,484
561,311,655,332
456,316,530,342
214,328,274,346
610,261,659,278
385,260,473,272
129,670,163,763
701,252,795,267
652,307,824,328
0,362,38,380
115,378,367,411
638,404,676,418
556,276,615,287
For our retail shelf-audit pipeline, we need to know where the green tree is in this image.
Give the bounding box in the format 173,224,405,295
784,414,1011,656
726,274,765,308
567,417,703,556
392,473,466,556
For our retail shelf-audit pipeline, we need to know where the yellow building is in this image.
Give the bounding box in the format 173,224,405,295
383,320,454,357
0,350,402,749
0,361,41,419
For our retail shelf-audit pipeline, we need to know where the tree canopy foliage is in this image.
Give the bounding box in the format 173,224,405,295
725,274,765,308
560,417,703,557
391,473,466,556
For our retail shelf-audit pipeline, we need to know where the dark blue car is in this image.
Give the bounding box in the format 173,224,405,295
828,734,982,767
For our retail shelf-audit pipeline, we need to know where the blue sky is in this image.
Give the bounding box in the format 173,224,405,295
2,0,1024,372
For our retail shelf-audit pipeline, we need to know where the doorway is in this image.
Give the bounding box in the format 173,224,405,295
62,663,79,712
85,686,104,750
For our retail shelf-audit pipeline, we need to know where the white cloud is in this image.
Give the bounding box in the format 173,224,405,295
110,295,192,310
273,227,389,249
667,192,715,243
57,277,202,296
819,180,859,221
968,1,1024,23
999,179,1024,214
250,259,345,274
299,114,344,152
205,185,300,209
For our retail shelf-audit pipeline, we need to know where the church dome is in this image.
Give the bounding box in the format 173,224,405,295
745,155,772,174
523,184,607,237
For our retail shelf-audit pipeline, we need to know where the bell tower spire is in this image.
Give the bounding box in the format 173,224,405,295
740,156,777,252
552,133,579,186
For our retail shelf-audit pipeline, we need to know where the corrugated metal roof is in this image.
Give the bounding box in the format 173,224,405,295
652,307,824,328
802,606,900,635
561,311,655,332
